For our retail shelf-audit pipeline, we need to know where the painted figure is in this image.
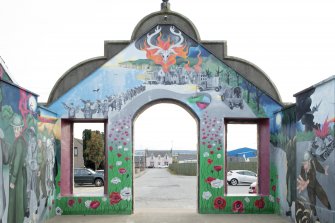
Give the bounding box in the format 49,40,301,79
80,100,97,118
297,151,331,221
46,137,55,196
8,114,28,223
37,135,47,206
25,127,39,219
62,102,77,118
0,128,9,223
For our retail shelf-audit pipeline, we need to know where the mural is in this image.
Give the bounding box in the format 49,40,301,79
271,106,296,219
0,80,56,223
0,63,13,84
47,24,282,215
295,80,335,223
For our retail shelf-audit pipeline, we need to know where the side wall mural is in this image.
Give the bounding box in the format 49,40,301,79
271,106,296,219
0,80,56,223
48,25,282,215
295,79,335,223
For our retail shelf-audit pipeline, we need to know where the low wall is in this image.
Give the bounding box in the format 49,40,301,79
169,163,197,176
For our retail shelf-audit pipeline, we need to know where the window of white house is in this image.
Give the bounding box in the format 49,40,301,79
74,147,78,156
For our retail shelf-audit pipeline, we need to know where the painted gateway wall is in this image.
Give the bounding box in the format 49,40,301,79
295,79,335,223
271,106,296,219
0,80,56,223
48,24,282,215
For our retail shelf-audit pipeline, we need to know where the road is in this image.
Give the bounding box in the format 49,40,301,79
134,168,197,209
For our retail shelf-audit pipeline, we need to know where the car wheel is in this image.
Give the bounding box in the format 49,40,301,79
95,178,103,187
230,178,238,186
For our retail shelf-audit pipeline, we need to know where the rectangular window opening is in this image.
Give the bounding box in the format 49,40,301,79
73,122,106,197
226,123,258,196
61,120,107,197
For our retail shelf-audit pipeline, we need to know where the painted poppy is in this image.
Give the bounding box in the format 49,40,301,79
67,199,75,207
119,168,127,174
110,192,122,205
117,153,122,157
90,200,100,209
214,165,222,172
254,198,265,209
207,159,213,164
214,197,226,209
205,177,216,184
232,200,244,213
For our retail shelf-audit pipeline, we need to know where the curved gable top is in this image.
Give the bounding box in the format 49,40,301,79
47,4,282,106
48,24,281,120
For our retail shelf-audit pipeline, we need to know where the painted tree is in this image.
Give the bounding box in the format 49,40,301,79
215,66,223,77
225,69,232,85
84,130,104,170
254,88,264,112
234,71,240,86
244,81,254,103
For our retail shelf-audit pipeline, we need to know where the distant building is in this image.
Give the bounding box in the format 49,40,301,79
145,150,174,167
73,138,84,168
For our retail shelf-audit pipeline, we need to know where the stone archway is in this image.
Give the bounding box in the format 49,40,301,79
132,99,200,212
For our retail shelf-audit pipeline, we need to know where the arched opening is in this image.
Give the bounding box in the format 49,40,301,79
133,100,199,212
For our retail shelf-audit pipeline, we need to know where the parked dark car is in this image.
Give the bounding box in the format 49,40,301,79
74,168,104,187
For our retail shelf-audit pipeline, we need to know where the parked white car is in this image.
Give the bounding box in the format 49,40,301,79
227,170,257,186
248,181,258,194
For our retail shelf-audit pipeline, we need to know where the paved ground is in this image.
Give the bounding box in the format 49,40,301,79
135,168,197,209
48,209,291,223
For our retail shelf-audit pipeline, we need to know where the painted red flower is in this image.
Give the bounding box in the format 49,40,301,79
272,185,276,192
109,146,113,151
90,200,100,209
207,144,212,149
202,136,207,139
57,181,61,186
52,199,55,205
205,177,216,184
232,200,244,213
117,153,122,157
214,165,222,172
207,159,213,164
214,197,226,209
125,157,130,161
123,142,127,146
217,147,221,150
254,198,265,209
110,192,122,205
210,151,214,154
77,198,82,204
276,198,280,203
119,168,127,174
67,199,75,207
109,165,113,169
